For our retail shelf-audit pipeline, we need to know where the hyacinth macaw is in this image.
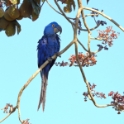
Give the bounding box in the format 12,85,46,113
37,22,62,111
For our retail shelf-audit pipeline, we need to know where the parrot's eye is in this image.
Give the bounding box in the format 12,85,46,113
52,24,55,27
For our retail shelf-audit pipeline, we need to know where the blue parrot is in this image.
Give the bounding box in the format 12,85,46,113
37,22,62,111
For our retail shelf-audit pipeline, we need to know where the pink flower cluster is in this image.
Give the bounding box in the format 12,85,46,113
83,83,106,101
108,91,124,114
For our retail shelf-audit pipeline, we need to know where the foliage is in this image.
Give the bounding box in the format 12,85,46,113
0,0,42,36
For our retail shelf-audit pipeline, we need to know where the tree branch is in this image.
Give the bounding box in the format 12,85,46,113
78,1,91,54
73,0,113,109
16,40,74,122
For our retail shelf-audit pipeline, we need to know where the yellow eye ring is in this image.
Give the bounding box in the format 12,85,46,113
52,24,55,27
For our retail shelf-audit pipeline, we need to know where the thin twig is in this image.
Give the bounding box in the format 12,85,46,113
84,7,124,32
78,39,88,52
85,13,99,17
90,37,104,41
46,0,62,15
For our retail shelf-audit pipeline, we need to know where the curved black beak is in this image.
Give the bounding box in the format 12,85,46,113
54,25,62,34
57,25,62,34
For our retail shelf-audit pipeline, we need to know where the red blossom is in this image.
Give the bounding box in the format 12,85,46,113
69,52,97,67
83,83,106,101
108,91,124,113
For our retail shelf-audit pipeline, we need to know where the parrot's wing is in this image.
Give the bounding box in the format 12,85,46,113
37,36,49,68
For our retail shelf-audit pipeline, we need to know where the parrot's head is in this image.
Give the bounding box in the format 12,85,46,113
44,22,62,36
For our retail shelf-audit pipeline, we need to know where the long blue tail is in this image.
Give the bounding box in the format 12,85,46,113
38,71,48,111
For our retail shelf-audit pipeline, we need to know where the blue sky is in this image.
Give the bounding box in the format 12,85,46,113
0,0,124,124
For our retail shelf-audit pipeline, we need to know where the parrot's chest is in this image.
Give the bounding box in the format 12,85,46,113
47,39,59,54
47,37,58,47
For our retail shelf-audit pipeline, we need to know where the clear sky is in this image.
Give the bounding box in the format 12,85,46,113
0,0,124,124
